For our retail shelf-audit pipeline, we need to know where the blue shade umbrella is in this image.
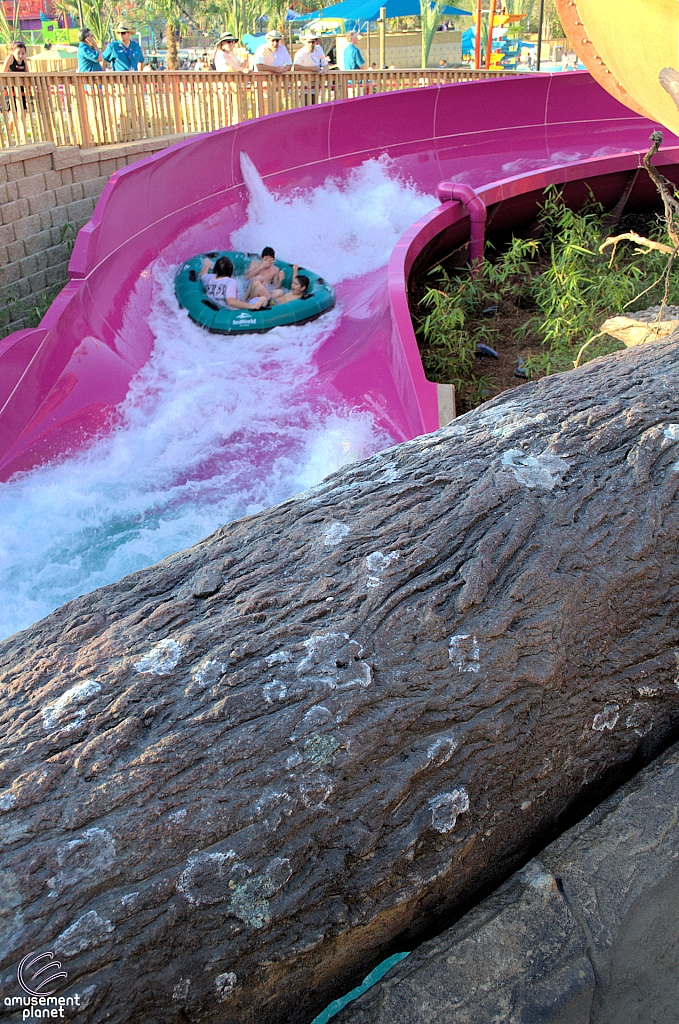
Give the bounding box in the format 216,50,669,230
305,0,471,21
242,32,266,54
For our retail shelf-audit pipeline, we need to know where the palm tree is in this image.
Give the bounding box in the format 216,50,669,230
258,0,290,36
53,0,113,47
146,0,185,68
420,0,447,69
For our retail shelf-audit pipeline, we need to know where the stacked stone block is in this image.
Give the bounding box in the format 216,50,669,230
0,136,186,338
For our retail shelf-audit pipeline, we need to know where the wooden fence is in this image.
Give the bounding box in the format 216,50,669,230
0,68,516,149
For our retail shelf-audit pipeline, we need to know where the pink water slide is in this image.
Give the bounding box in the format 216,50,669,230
1,72,677,482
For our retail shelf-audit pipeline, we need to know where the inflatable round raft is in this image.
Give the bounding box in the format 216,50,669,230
174,251,336,334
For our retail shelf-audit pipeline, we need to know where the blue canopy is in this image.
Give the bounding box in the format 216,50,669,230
307,0,471,22
242,32,266,54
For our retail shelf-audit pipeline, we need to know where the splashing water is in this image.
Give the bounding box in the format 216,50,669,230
0,156,436,641
232,152,435,282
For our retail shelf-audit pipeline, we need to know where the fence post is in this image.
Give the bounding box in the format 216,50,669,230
379,7,386,69
31,74,55,145
170,73,182,134
74,74,93,148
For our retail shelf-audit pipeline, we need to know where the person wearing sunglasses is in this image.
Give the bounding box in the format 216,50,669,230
214,33,247,72
254,30,292,74
102,23,144,71
293,31,329,72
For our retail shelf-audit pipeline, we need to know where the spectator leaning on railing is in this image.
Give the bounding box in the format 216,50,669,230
214,33,247,72
77,28,103,72
1,39,27,73
102,23,143,71
254,30,291,74
294,31,329,72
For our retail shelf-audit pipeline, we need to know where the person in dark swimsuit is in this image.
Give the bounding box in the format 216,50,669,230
2,39,27,73
2,40,28,111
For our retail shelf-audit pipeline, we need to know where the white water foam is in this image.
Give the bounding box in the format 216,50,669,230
0,155,436,641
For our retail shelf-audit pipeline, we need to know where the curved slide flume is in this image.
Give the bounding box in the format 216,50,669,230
0,72,677,640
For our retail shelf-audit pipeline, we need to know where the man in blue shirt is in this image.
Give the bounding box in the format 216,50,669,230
102,23,144,71
343,31,365,71
77,28,103,72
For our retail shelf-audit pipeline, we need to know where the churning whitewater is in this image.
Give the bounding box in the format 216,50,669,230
0,155,437,640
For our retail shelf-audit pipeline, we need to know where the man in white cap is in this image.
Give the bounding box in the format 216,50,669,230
254,29,291,73
214,32,247,72
293,31,329,71
102,23,143,71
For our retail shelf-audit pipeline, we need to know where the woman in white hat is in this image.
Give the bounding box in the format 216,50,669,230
254,29,291,73
293,31,329,72
214,33,247,72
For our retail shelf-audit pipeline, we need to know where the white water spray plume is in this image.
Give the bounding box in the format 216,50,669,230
0,155,436,640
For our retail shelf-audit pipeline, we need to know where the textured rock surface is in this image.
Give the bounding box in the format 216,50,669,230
337,738,679,1024
3,342,679,1023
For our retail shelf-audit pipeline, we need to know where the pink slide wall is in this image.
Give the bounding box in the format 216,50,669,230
0,71,676,481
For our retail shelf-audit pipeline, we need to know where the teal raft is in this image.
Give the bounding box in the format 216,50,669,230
174,251,336,335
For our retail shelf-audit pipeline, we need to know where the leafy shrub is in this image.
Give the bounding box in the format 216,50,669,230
417,185,679,403
519,188,679,376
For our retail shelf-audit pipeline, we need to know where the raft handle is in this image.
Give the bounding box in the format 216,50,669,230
202,299,221,311
188,269,198,282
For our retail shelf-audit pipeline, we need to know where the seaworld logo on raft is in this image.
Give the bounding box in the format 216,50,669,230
4,951,83,1019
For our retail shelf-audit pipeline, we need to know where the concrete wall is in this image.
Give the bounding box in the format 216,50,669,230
385,31,463,68
335,32,463,69
0,136,186,338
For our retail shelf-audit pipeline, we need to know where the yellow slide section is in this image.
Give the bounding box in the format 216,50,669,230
557,0,679,136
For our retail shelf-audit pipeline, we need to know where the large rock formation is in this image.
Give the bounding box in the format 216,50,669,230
337,737,679,1024
2,341,679,1024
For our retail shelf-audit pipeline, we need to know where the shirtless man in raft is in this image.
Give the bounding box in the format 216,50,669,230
245,247,285,301
246,252,311,305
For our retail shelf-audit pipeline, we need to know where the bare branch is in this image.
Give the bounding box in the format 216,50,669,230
642,129,679,248
660,67,679,111
599,231,676,256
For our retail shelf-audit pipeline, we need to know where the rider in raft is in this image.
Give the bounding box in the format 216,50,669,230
200,256,268,310
245,262,310,305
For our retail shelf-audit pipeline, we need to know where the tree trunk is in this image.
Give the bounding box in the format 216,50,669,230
2,341,679,1024
167,18,179,71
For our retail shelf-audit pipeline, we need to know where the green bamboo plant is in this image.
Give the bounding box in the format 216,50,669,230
0,0,22,47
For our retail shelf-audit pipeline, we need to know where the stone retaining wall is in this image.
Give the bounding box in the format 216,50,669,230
0,136,186,338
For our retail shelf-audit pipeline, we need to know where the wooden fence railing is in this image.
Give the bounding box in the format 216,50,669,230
0,68,516,149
